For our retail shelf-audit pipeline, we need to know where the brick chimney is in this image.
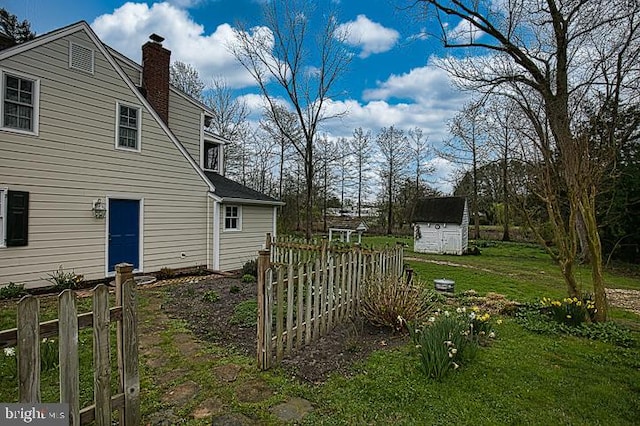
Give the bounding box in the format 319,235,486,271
142,33,170,124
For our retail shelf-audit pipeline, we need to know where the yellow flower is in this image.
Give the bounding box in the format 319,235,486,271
496,319,503,325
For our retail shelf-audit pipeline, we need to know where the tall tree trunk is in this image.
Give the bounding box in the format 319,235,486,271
580,192,608,321
576,210,591,264
502,151,510,241
387,171,393,235
279,138,284,199
472,138,480,240
305,146,314,240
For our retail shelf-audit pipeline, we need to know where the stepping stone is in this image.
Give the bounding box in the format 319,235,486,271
156,368,188,386
214,364,242,382
147,409,181,425
192,397,224,419
161,380,200,406
235,379,273,403
210,413,254,425
270,397,313,422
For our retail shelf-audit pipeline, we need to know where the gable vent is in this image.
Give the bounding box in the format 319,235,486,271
69,42,95,74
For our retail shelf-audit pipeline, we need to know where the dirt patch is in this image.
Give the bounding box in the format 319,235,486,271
163,276,406,383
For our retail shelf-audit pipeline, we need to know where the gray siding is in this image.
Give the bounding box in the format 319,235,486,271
218,205,273,271
169,90,202,163
0,29,210,286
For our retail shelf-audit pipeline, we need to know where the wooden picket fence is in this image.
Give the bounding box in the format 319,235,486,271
257,237,404,369
0,264,140,426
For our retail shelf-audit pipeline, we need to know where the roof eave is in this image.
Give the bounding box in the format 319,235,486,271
219,197,285,206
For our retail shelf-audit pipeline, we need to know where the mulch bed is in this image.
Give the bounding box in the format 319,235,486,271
163,276,407,383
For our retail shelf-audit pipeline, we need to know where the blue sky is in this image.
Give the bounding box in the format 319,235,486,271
5,0,473,192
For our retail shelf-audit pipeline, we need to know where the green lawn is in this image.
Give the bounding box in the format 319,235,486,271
1,239,639,424
307,321,640,425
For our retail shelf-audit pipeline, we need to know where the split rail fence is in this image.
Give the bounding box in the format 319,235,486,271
0,264,140,426
257,234,404,370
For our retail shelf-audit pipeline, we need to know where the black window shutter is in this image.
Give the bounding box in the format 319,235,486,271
7,191,29,247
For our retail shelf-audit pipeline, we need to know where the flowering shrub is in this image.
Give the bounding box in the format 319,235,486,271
541,296,596,326
407,306,499,380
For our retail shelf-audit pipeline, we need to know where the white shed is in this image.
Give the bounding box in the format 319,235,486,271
413,197,469,255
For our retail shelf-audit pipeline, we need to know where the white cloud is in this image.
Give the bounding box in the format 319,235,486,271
91,2,259,88
337,15,399,58
446,18,485,43
425,157,459,194
363,57,466,108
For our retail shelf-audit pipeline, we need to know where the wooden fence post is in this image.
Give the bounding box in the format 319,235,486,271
257,249,271,370
59,289,80,425
93,284,112,426
17,296,40,403
406,268,414,285
115,263,139,425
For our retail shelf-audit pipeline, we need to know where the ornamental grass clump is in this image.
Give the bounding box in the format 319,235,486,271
541,296,596,326
360,274,436,330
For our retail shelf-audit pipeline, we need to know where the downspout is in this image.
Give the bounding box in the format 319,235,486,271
208,192,220,270
206,196,210,269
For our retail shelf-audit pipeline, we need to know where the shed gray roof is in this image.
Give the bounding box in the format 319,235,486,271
204,171,282,205
413,196,467,224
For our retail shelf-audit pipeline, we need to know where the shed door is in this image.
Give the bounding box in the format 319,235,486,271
443,230,461,255
108,199,140,272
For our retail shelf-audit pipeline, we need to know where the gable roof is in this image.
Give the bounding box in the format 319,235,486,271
204,171,284,205
413,197,467,224
0,21,215,192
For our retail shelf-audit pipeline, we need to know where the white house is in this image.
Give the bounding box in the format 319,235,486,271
413,197,469,255
0,22,283,287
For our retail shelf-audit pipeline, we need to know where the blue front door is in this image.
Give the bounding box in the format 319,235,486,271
108,199,140,272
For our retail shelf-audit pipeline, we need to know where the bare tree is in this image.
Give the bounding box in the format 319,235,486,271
335,137,355,210
407,127,433,222
202,79,251,179
170,61,206,100
316,135,340,231
351,127,373,218
377,126,410,235
230,0,352,239
440,100,488,239
484,98,521,241
413,0,640,320
260,104,300,199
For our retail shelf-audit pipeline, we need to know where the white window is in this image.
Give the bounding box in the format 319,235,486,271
0,189,5,248
115,102,141,151
204,141,220,172
1,70,39,135
224,205,241,231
